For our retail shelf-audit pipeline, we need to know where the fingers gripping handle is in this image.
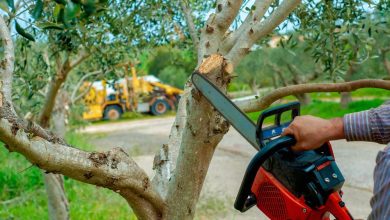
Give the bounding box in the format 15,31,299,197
234,136,297,212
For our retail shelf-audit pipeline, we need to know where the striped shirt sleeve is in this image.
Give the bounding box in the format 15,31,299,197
343,102,390,144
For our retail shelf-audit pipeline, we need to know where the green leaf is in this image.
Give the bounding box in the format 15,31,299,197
32,0,44,19
64,1,81,20
36,22,64,30
15,21,35,41
53,4,62,18
57,8,65,23
82,0,96,16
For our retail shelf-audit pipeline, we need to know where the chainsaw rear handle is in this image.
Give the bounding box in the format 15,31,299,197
256,101,300,148
234,136,296,212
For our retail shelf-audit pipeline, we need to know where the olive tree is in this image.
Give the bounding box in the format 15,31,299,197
1,1,390,220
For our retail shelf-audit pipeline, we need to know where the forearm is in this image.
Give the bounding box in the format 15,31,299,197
328,118,345,140
343,103,390,144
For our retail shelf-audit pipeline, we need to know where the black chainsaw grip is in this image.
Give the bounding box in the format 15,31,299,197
234,136,297,212
256,101,300,147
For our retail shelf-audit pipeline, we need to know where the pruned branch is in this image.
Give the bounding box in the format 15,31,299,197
236,79,390,113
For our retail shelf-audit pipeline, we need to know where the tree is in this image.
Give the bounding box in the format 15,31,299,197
7,0,168,219
1,1,390,220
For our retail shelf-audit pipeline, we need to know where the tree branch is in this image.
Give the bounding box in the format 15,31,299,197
69,49,90,69
198,0,243,62
225,0,301,66
38,50,90,127
235,79,390,113
70,70,103,104
0,15,15,102
0,110,165,219
179,0,199,51
221,0,273,54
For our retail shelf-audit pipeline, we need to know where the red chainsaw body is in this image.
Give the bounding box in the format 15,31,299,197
251,142,353,220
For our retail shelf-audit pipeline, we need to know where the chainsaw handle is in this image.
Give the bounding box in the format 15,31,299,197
234,136,296,212
325,192,354,220
256,102,300,148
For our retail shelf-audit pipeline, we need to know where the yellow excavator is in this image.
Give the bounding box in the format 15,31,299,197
82,63,183,120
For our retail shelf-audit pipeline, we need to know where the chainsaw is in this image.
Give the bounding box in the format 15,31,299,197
192,72,354,220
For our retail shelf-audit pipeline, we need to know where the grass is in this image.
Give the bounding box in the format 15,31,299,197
309,88,390,99
0,133,137,220
247,99,385,123
196,195,228,220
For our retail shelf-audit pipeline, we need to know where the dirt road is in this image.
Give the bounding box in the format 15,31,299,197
83,117,384,219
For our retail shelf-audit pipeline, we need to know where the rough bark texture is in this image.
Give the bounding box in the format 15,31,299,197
164,55,230,219
157,1,302,218
0,110,165,219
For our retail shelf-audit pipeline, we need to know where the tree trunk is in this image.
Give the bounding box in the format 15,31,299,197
164,55,230,219
295,93,311,105
286,64,312,105
340,92,352,109
381,49,390,76
44,174,69,220
339,63,356,108
44,91,70,220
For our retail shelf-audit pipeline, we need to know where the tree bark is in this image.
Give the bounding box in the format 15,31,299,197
287,63,312,105
44,91,70,220
44,174,69,220
339,63,356,108
381,48,390,76
164,55,230,219
37,51,89,220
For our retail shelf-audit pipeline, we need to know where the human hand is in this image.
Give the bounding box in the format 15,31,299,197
281,116,344,151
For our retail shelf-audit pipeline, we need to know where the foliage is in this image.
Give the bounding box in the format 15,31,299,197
145,46,196,88
290,1,390,78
